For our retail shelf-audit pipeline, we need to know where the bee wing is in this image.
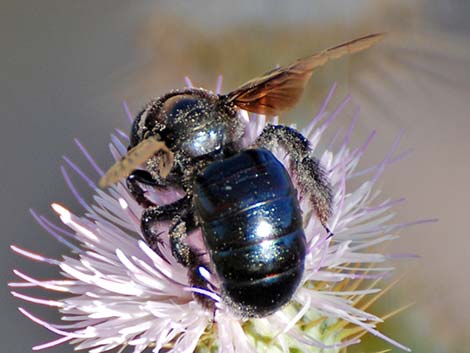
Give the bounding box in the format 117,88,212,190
225,33,384,116
99,137,174,188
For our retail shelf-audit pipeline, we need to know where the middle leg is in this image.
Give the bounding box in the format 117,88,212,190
169,215,215,310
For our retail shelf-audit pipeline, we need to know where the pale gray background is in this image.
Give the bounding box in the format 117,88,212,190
1,1,469,352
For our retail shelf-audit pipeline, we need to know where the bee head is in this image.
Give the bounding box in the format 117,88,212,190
132,89,239,159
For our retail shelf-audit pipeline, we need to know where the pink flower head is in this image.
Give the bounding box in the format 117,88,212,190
10,82,434,353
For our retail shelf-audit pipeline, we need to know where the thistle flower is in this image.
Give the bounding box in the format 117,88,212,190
10,82,430,353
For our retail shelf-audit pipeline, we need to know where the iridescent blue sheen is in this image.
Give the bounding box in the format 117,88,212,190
194,149,306,316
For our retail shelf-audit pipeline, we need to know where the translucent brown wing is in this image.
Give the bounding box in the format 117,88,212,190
99,136,174,188
225,33,384,116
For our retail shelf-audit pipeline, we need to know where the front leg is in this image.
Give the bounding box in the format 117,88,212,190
127,169,177,208
140,196,192,251
256,124,333,234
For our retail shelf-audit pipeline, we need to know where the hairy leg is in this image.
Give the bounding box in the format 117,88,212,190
140,196,192,252
126,169,177,208
169,216,215,310
256,124,333,234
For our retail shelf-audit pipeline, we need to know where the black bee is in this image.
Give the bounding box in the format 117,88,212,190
100,33,383,317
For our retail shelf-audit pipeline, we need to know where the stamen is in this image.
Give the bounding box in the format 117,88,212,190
122,101,134,124
10,245,59,265
75,138,105,176
184,76,193,88
215,75,223,94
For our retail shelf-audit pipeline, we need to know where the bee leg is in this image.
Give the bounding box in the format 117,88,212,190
140,196,192,255
127,169,176,208
168,214,198,267
170,216,216,311
127,170,162,208
256,124,333,234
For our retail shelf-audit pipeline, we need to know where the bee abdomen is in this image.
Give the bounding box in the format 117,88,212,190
194,149,306,317
222,263,304,317
212,229,306,282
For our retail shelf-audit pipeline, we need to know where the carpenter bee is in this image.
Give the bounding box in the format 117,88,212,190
100,33,383,317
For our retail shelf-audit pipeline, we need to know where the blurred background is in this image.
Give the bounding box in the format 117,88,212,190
1,1,469,352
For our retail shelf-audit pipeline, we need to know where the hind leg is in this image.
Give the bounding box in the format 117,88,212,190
256,124,333,234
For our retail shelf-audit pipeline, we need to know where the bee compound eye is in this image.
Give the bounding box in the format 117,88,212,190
162,95,203,123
